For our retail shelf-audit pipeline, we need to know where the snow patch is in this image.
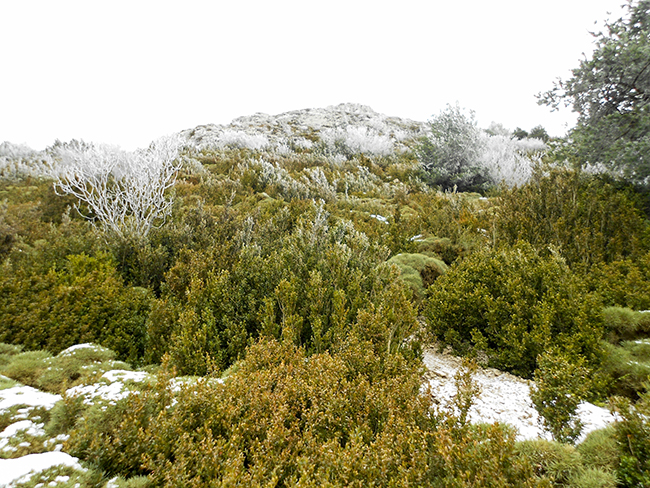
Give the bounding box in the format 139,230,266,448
0,386,61,412
0,452,83,486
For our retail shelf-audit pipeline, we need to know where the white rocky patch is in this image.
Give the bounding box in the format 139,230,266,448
423,349,615,441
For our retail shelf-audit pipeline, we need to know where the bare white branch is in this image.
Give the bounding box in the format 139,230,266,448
46,136,183,239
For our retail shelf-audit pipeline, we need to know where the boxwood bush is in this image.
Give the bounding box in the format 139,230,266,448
424,242,604,378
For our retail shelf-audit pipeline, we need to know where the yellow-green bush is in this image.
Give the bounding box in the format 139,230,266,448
493,168,648,269
66,337,534,487
0,253,151,363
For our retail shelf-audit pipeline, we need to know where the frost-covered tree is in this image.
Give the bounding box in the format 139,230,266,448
47,136,182,239
417,104,490,192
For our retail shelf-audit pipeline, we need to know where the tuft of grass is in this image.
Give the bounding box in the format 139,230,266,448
601,341,650,398
568,467,618,488
577,426,620,473
1,350,53,388
1,343,132,395
0,374,18,390
515,439,583,485
0,343,23,368
388,252,448,300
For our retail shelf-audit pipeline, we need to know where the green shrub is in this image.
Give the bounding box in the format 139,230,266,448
515,439,583,485
587,255,650,310
531,351,591,443
0,253,152,363
577,426,620,473
67,337,533,487
425,242,604,378
493,168,648,269
610,390,650,487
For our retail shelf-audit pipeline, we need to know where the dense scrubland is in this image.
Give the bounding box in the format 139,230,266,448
1,2,650,486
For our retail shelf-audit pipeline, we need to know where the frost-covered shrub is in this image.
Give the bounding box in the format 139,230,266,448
478,134,546,187
321,126,394,157
416,104,491,192
301,166,337,201
46,137,183,239
0,142,49,180
242,158,309,200
216,129,269,150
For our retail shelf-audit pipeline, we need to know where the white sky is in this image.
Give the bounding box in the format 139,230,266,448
1,0,627,150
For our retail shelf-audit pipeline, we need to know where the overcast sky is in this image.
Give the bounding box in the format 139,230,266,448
1,0,627,151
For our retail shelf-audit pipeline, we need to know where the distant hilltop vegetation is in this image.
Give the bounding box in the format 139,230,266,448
179,103,429,154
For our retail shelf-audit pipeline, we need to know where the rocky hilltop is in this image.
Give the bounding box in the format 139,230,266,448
179,103,429,152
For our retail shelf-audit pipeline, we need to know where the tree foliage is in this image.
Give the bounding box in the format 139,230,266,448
539,0,650,182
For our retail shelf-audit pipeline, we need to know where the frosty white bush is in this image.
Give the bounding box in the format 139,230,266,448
302,166,337,201
321,126,393,156
217,130,269,150
247,158,309,200
46,136,182,239
0,142,49,180
479,134,546,187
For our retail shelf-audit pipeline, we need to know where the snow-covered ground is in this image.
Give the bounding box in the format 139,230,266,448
423,349,615,441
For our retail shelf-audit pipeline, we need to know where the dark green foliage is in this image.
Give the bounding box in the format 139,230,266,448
587,256,650,310
610,389,650,487
425,243,604,378
0,253,152,363
531,351,591,443
494,167,648,268
149,202,423,375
